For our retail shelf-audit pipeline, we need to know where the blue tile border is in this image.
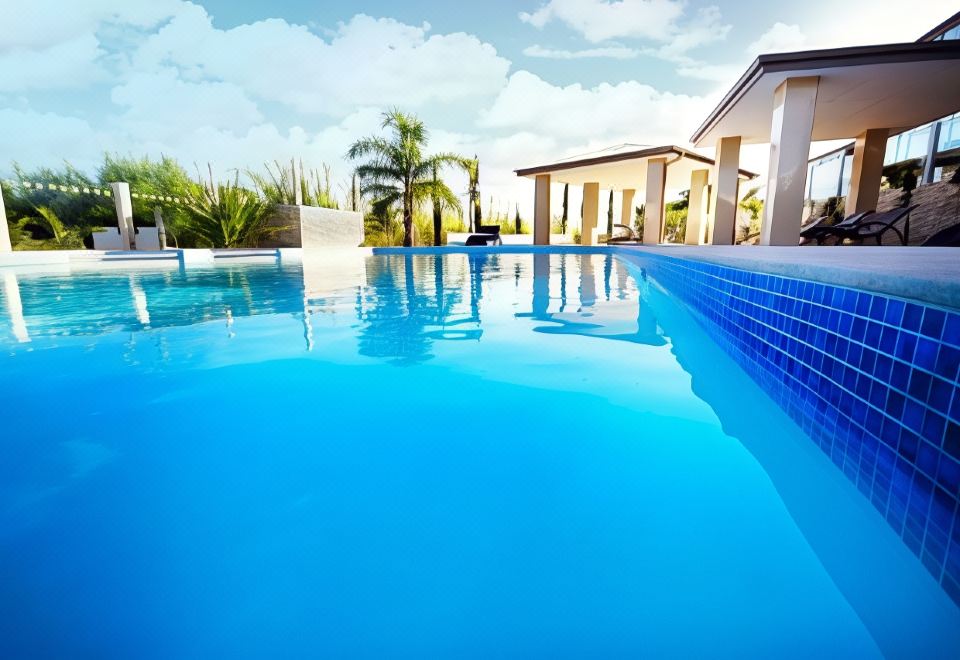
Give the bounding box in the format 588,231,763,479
640,253,960,606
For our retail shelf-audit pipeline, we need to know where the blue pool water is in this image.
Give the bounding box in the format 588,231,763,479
0,251,958,658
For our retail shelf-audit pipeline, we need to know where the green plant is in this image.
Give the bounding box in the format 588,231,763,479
348,110,465,248
738,186,764,243
99,154,193,226
181,173,278,248
663,193,689,243
249,160,339,209
7,162,110,230
635,204,645,236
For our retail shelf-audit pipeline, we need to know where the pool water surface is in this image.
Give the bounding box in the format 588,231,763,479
0,252,957,658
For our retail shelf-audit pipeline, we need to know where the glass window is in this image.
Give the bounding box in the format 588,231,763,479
938,114,960,152
807,153,844,201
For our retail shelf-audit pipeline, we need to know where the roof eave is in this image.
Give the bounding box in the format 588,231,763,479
690,40,960,146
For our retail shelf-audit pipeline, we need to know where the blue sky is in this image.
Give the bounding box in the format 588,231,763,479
2,1,956,215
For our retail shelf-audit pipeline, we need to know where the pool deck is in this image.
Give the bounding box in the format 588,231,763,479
2,245,959,309
617,245,960,310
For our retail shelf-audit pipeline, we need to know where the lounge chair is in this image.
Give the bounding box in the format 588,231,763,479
800,211,872,245
921,222,960,247
808,206,916,245
465,224,502,246
605,224,640,244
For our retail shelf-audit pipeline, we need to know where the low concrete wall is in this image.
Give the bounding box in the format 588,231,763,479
262,205,364,248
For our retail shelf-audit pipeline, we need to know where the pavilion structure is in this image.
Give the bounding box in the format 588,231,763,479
515,145,756,246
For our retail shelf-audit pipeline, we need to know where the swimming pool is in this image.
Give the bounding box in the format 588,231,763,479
1,250,958,658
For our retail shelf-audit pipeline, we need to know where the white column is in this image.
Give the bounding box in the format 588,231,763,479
620,189,636,230
761,76,819,246
0,182,11,252
685,169,710,245
153,207,168,249
708,136,741,245
847,128,889,215
110,182,135,251
581,182,599,246
534,174,551,245
579,254,596,308
643,158,667,244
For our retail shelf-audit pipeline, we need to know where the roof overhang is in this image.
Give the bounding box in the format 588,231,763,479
691,40,960,147
515,145,756,192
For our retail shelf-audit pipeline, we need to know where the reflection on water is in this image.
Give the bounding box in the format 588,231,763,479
0,251,958,657
0,253,665,364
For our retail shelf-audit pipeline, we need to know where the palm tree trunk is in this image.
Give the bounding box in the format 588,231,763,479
607,189,614,235
433,202,442,246
561,184,569,234
403,196,414,247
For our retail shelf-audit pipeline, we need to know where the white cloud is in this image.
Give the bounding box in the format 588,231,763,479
519,0,684,43
523,45,640,59
2,0,181,50
0,108,103,174
648,6,731,63
0,36,106,92
747,23,807,58
110,69,263,140
480,71,711,145
134,7,511,117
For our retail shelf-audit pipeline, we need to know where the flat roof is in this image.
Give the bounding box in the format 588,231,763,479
515,145,756,192
692,40,960,147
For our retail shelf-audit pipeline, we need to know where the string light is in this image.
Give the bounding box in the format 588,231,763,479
1,179,189,204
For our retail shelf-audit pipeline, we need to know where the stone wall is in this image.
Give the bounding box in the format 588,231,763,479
875,180,960,245
262,205,364,248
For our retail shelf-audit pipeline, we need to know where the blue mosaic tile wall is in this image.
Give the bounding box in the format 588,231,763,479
641,254,960,606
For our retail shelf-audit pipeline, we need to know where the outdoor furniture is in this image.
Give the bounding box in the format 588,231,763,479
465,225,502,246
605,224,640,244
806,207,916,245
828,206,917,245
799,211,872,245
921,222,960,247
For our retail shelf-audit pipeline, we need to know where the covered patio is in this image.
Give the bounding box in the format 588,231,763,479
515,146,756,246
692,39,960,246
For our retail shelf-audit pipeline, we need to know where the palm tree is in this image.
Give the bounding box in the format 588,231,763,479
429,163,462,247
467,157,481,232
348,110,463,247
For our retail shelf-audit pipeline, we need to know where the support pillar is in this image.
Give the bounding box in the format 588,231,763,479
847,128,889,215
709,136,741,245
620,189,635,231
761,76,819,246
2,272,29,343
534,174,551,245
110,182,135,251
685,169,710,245
0,182,10,252
581,182,599,246
643,158,667,244
579,254,596,308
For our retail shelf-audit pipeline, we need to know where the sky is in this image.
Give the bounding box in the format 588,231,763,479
1,0,956,217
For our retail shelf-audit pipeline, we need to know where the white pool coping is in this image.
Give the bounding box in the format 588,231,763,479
617,245,960,310
2,245,958,309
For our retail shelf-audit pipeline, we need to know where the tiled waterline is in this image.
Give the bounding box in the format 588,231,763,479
636,253,960,606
